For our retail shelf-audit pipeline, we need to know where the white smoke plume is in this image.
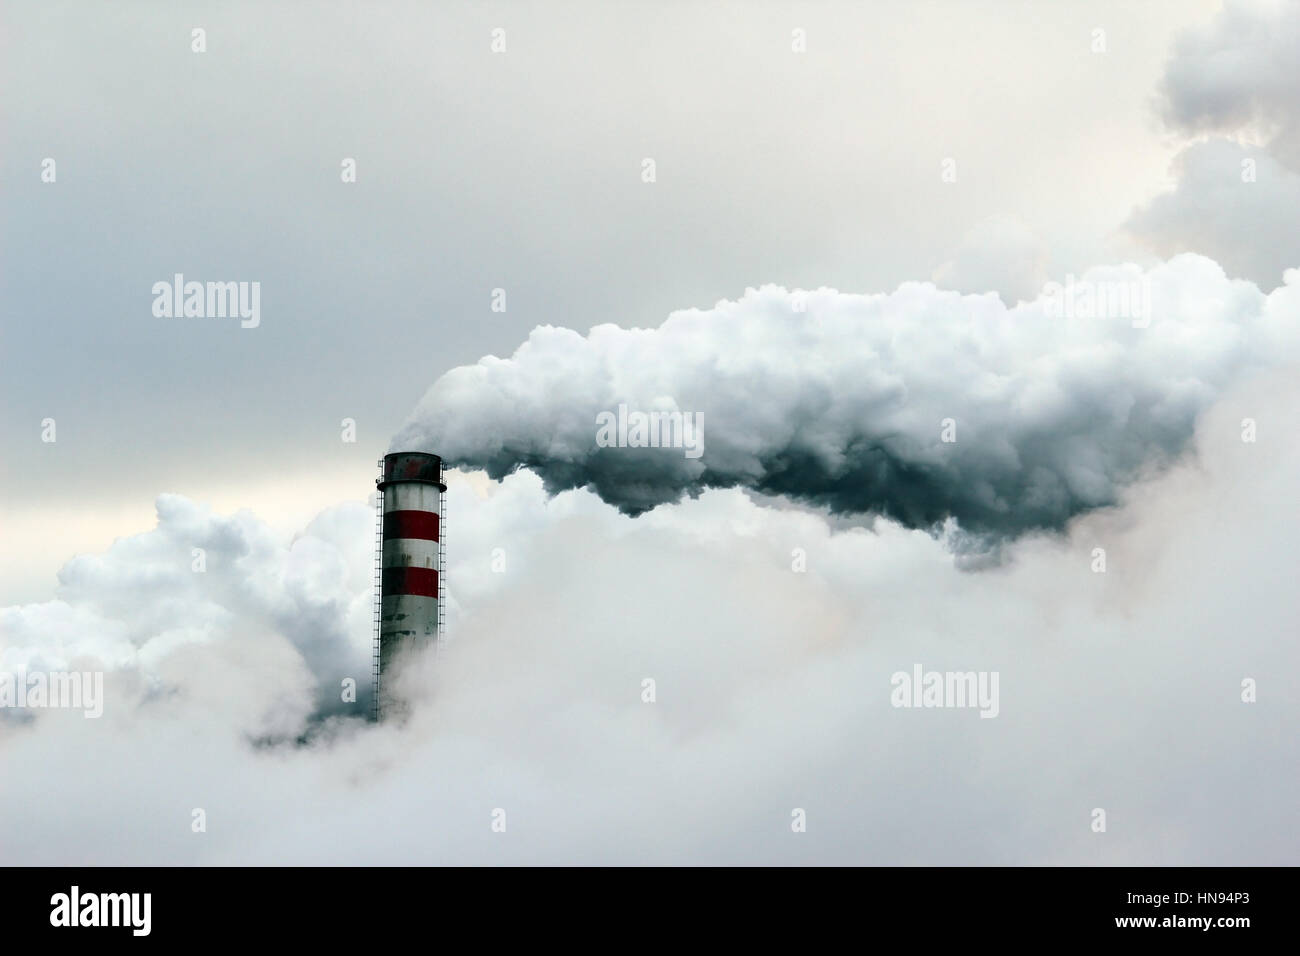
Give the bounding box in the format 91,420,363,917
393,256,1297,545
0,495,376,731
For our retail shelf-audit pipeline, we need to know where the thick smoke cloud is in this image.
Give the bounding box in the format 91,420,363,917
2,354,1298,864
1,495,376,731
5,259,1299,864
393,256,1296,544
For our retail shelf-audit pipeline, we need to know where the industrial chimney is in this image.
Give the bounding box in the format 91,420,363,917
374,451,446,719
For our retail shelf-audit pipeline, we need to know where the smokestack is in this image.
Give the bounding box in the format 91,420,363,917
374,451,445,719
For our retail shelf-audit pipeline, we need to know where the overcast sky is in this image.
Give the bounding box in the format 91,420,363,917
1,0,1233,602
3,0,1297,864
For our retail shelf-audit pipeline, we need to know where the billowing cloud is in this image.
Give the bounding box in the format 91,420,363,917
1127,141,1300,288
393,256,1297,546
1,495,377,731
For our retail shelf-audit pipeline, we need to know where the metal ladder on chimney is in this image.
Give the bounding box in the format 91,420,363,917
372,459,384,721
436,488,448,656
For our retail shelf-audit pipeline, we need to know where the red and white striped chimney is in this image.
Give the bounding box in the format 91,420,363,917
375,451,445,716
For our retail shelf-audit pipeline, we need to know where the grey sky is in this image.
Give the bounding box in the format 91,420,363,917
2,0,1221,601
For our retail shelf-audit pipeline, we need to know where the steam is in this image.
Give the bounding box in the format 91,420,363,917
394,255,1295,543
4,257,1300,863
3,361,1299,863
0,494,376,731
